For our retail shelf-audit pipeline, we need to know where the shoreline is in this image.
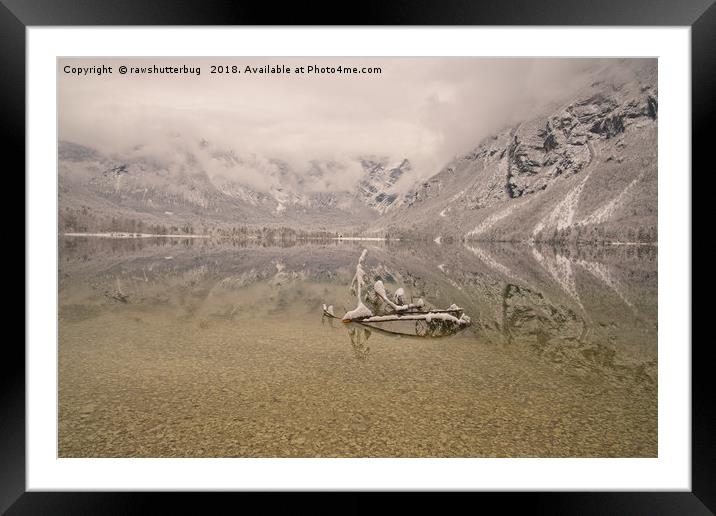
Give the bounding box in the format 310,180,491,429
63,232,211,239
61,232,657,247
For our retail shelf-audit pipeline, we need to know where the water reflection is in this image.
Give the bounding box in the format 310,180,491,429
59,236,657,383
58,236,657,457
347,326,371,361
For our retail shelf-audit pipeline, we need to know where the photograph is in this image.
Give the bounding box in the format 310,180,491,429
57,56,658,459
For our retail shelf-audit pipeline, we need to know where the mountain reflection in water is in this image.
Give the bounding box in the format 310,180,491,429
59,237,657,458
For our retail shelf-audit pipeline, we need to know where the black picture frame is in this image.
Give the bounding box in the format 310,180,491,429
6,1,709,513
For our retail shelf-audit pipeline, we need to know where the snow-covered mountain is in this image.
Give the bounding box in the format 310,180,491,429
59,60,657,243
58,141,408,232
373,60,658,243
356,157,412,213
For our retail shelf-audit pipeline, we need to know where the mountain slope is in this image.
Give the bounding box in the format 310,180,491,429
372,62,658,243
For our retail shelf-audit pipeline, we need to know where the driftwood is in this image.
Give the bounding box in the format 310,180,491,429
322,250,471,337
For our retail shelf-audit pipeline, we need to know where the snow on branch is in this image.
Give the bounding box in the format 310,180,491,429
344,249,373,321
349,248,368,300
373,280,423,312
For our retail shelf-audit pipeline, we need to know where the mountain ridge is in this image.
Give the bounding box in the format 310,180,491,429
372,63,658,244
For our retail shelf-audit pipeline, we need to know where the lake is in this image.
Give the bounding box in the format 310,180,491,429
58,236,657,457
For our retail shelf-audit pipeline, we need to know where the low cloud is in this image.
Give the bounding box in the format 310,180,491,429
59,57,650,193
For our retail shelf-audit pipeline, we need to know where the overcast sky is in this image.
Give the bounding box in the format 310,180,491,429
59,57,638,192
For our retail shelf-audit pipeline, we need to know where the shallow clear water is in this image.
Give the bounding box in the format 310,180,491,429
58,237,657,457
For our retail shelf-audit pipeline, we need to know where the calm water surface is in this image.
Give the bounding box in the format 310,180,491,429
59,237,657,457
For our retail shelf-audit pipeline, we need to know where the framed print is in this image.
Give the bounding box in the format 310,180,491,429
6,0,711,513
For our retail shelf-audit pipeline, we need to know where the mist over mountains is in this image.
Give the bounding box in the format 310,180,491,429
375,60,657,243
59,59,657,243
59,143,410,232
